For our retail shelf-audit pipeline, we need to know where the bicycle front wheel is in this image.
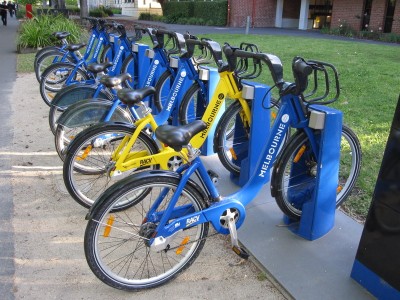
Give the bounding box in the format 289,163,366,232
178,82,208,124
84,174,209,290
272,124,362,220
214,99,282,176
154,70,174,114
63,124,159,208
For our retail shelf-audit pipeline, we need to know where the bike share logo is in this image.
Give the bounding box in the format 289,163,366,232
111,46,124,72
200,94,224,138
186,215,200,227
87,34,96,51
145,60,160,87
166,70,186,112
140,158,153,167
258,114,290,178
93,37,104,58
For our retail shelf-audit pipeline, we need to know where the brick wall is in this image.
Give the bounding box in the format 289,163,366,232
369,0,386,31
393,2,400,34
331,0,364,31
229,0,276,27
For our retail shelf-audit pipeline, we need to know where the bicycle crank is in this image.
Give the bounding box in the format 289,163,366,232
220,208,249,260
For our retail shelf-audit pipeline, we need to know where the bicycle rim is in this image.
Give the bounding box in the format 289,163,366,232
84,177,208,290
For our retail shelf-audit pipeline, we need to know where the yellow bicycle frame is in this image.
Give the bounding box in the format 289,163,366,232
104,70,252,175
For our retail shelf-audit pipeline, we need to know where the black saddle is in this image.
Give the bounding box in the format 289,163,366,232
155,120,207,151
99,73,132,88
53,31,70,40
117,87,156,106
87,62,113,75
65,43,86,52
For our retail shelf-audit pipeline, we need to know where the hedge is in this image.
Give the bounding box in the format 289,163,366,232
162,1,227,26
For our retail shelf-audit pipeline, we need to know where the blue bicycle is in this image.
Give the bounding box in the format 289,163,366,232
34,18,113,83
83,45,359,290
38,22,135,106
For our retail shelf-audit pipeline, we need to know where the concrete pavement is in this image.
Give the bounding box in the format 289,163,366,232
0,14,18,300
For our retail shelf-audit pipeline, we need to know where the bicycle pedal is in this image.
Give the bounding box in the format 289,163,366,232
232,245,249,260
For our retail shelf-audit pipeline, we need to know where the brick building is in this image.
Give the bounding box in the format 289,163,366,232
228,0,400,34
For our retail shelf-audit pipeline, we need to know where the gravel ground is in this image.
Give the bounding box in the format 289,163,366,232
8,72,287,300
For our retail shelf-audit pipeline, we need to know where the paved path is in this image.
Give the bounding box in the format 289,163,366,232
0,15,18,300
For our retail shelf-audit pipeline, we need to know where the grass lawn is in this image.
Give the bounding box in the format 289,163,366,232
20,33,400,220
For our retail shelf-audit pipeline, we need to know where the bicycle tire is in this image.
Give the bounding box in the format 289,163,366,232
99,44,113,63
120,53,137,89
35,49,73,83
39,63,89,106
213,99,282,176
178,82,208,125
54,99,133,161
34,46,62,78
48,85,113,135
84,173,208,290
154,70,174,114
63,123,159,208
271,124,362,220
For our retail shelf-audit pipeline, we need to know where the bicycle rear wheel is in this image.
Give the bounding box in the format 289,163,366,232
272,125,362,220
63,124,159,208
40,63,89,106
35,50,73,83
48,85,113,135
84,174,208,290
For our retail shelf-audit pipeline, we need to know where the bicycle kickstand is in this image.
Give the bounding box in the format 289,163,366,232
222,209,250,260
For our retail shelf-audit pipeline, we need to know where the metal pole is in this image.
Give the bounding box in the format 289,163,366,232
245,16,251,34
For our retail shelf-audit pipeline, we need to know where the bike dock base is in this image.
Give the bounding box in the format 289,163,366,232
201,155,375,300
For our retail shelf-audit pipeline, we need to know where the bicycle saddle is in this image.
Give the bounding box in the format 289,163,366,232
99,73,132,88
65,43,86,51
53,31,70,40
87,62,113,75
117,86,156,106
155,120,207,151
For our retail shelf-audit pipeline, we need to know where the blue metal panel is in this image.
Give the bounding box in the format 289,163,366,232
351,260,400,300
286,105,342,240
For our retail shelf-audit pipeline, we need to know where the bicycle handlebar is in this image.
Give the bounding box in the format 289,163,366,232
222,44,340,102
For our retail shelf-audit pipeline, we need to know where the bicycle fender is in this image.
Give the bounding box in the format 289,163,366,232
85,170,207,220
56,98,132,128
51,84,102,108
270,130,306,197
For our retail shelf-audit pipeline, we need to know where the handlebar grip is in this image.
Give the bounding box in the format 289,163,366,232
292,57,313,95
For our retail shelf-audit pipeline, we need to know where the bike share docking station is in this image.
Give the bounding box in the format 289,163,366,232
351,94,400,299
230,81,342,241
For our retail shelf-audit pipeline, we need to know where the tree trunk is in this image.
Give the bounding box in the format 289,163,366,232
80,0,88,18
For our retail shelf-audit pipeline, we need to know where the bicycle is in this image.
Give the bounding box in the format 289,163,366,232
52,29,190,161
61,38,222,208
83,47,357,290
39,22,137,106
34,18,113,83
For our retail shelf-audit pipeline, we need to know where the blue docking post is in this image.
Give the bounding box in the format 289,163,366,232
285,105,342,240
199,66,222,156
230,81,271,186
132,43,151,88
